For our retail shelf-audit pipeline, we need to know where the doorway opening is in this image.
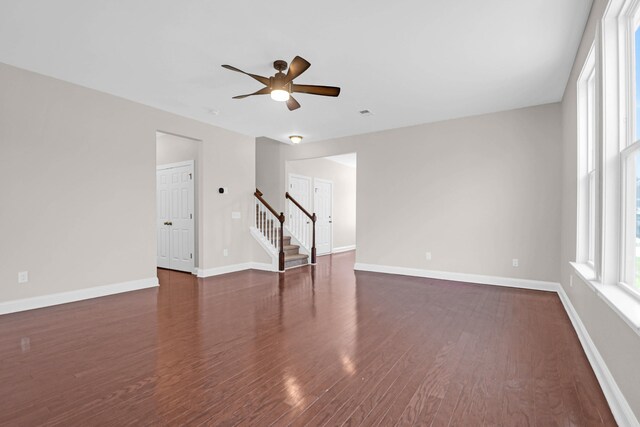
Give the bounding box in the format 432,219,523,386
156,131,200,273
285,153,357,257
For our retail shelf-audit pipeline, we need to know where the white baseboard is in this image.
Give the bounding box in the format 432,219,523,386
353,263,560,292
557,288,639,427
0,277,159,316
353,262,638,427
249,262,278,272
196,262,278,277
332,245,356,254
196,263,252,277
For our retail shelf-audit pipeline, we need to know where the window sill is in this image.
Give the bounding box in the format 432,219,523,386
570,262,640,336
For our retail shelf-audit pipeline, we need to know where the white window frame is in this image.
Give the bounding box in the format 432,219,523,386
572,0,640,335
617,3,640,300
619,142,640,299
577,48,598,275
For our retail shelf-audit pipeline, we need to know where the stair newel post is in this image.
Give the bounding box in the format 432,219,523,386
278,212,286,272
311,213,317,264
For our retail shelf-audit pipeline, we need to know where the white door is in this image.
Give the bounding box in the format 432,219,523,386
314,179,333,255
288,174,312,248
157,162,195,272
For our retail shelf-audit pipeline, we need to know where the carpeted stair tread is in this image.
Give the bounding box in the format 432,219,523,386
284,253,308,261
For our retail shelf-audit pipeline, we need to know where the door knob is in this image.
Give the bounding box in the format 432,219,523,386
164,221,173,226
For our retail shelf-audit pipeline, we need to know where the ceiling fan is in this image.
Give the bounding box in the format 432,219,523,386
221,56,340,111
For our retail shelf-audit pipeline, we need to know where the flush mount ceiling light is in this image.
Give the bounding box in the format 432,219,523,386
289,135,303,144
221,56,341,111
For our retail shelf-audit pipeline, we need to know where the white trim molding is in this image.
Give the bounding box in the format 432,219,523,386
332,245,356,254
156,160,194,170
0,277,159,316
353,263,560,292
196,262,277,277
249,262,278,272
558,287,640,427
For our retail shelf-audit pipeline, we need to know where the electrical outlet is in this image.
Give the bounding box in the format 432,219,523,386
425,252,432,261
18,271,28,284
223,249,228,257
512,259,519,267
231,211,241,219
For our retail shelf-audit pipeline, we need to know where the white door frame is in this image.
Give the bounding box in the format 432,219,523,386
156,160,195,273
313,177,334,256
157,160,194,171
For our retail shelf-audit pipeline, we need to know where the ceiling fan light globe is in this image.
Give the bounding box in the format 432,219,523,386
270,89,290,102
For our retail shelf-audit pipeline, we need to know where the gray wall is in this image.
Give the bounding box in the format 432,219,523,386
256,136,285,212
257,103,562,282
0,62,257,303
287,157,357,250
156,132,199,166
560,0,640,418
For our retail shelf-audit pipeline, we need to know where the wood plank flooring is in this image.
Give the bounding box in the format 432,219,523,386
0,251,615,426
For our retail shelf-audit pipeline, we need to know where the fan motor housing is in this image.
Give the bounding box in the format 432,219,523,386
273,60,288,72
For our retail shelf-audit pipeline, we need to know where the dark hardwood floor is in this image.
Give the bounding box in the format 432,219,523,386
0,252,615,426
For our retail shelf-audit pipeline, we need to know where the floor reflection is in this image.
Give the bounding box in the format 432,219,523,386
155,268,202,422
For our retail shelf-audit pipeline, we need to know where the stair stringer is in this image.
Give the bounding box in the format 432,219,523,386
249,226,278,272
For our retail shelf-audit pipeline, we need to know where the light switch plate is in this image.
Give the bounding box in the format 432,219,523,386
232,211,241,219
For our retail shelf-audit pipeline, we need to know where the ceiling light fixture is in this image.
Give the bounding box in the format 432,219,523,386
270,89,290,102
289,135,303,144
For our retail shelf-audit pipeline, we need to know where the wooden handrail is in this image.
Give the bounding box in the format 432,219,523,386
255,188,285,272
285,191,317,265
285,192,315,221
255,189,285,224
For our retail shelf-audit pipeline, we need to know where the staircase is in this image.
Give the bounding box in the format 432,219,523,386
253,189,316,272
282,235,309,269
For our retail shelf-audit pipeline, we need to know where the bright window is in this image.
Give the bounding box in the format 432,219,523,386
577,48,597,271
573,0,640,334
619,25,640,296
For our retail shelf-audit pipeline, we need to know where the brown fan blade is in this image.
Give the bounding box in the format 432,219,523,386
232,87,271,99
222,64,270,86
286,96,301,111
291,84,341,97
284,56,311,83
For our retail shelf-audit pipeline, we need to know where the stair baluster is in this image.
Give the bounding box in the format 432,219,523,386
254,189,285,272
285,192,317,265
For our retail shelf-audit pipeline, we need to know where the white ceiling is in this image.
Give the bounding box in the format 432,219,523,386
0,0,592,143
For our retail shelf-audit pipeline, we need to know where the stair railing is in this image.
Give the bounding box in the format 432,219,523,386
254,189,285,272
285,192,317,264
